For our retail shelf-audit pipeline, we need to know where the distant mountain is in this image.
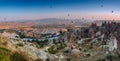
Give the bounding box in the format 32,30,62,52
2,18,120,25
19,18,94,25
0,18,95,26
33,18,71,24
3,18,71,25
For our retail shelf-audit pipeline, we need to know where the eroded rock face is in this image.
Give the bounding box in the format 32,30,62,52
0,34,48,61
108,37,118,51
0,36,17,52
71,49,80,57
1,32,20,39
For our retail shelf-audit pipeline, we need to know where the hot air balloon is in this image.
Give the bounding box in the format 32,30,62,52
68,13,70,16
101,5,103,7
111,11,114,13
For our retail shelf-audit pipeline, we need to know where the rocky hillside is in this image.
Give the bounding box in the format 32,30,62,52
0,21,120,61
0,32,46,61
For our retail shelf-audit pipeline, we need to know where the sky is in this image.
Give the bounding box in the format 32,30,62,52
0,0,120,21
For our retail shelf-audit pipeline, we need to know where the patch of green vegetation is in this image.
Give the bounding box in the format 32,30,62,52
89,46,93,49
66,58,71,61
118,53,120,58
35,39,49,48
96,58,106,61
47,43,67,54
39,43,44,48
106,54,116,61
0,54,11,61
57,43,67,49
79,47,82,51
46,58,50,61
48,45,57,54
0,47,30,61
0,47,11,52
86,53,91,57
17,43,24,47
0,47,11,61
35,58,44,61
10,52,29,61
102,41,107,45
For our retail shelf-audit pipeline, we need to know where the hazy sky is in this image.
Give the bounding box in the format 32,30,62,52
0,0,120,21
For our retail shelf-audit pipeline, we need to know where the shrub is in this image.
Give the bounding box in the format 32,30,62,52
67,58,71,61
106,54,115,61
118,54,120,58
48,45,57,54
102,41,107,45
89,46,93,49
86,53,91,57
79,47,82,51
46,58,50,61
10,52,30,61
96,58,106,61
39,43,44,48
17,43,24,47
57,43,67,49
35,58,44,61
83,49,87,52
